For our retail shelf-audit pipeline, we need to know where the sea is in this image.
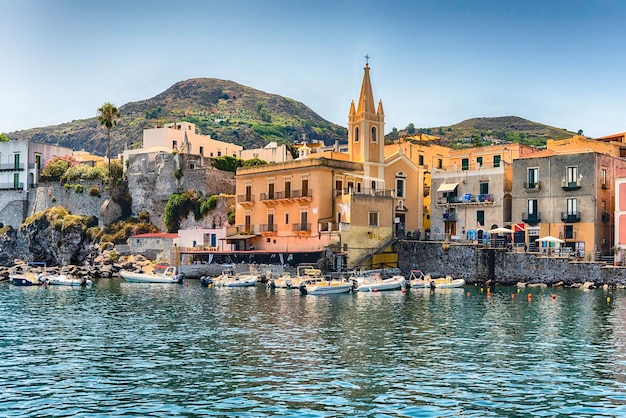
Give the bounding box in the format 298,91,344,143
1,279,626,417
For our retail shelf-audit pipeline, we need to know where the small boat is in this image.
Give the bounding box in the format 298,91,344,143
214,269,258,287
120,265,183,284
354,272,405,292
200,276,213,287
9,262,47,286
44,274,93,287
299,278,354,295
409,270,465,289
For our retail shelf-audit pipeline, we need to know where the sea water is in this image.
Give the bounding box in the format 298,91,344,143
1,280,626,417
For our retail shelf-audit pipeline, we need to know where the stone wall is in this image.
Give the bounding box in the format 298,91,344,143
0,190,28,228
397,240,626,285
30,181,109,220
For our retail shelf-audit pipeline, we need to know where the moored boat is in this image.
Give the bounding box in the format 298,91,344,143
409,270,464,289
9,262,47,286
354,273,405,292
213,269,258,287
299,278,354,295
44,274,93,287
120,265,183,284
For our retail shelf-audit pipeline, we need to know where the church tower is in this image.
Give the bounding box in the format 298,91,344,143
348,59,385,187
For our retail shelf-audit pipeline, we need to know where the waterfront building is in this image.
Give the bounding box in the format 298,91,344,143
430,143,536,241
230,61,426,269
615,166,626,264
127,232,179,261
511,135,626,258
0,140,73,228
239,141,294,164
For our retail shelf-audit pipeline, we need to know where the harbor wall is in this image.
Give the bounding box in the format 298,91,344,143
396,240,626,286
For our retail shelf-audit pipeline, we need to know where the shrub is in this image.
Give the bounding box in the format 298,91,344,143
89,186,101,197
39,155,80,182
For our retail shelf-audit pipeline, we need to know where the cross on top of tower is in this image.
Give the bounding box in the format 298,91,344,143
364,54,370,65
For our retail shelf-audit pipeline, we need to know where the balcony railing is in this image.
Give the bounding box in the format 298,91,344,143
291,189,312,199
237,194,254,203
292,222,311,232
442,212,457,221
259,223,277,233
523,181,541,191
341,188,394,197
561,211,581,223
437,194,495,205
561,180,581,191
0,182,24,190
259,192,276,201
522,212,542,225
0,163,25,171
235,225,254,235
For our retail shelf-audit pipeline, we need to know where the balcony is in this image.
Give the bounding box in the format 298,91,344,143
561,180,581,191
522,212,542,225
561,211,581,223
442,212,457,221
523,182,541,192
292,222,312,235
259,192,277,202
0,182,24,191
235,225,254,235
436,193,495,207
291,189,312,200
237,194,254,206
259,223,277,236
342,188,394,197
0,163,25,171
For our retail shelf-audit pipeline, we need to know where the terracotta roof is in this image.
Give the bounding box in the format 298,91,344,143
130,233,178,239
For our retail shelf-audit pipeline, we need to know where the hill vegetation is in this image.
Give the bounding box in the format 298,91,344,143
6,78,577,154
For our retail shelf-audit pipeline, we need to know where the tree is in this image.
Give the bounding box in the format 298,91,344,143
97,102,120,179
577,129,584,135
0,133,9,142
406,123,416,135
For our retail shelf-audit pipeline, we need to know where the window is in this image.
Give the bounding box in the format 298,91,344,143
567,198,577,215
528,167,538,187
285,212,290,225
476,156,483,167
199,146,204,156
396,178,405,198
461,158,469,170
418,155,424,165
284,180,291,198
564,225,574,239
477,210,485,227
245,185,252,201
371,126,377,143
244,213,251,232
437,159,443,169
369,212,379,227
267,213,275,232
335,180,342,194
217,150,222,157
268,182,275,199
172,140,177,149
301,178,309,197
354,127,359,142
210,152,214,157
35,154,41,170
493,155,501,167
528,199,538,215
566,166,578,185
601,168,607,187
300,211,308,230
14,153,20,169
479,182,489,195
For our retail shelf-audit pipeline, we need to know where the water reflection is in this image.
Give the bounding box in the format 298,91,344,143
1,280,626,416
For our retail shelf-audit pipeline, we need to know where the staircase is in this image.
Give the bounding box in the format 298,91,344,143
348,234,398,270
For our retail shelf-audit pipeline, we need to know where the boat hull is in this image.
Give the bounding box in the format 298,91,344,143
120,270,181,284
300,282,353,295
357,279,404,292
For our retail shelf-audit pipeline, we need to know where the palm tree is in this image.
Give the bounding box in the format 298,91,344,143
97,102,120,179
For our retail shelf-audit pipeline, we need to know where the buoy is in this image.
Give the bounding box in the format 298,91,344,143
552,294,556,300
511,294,515,299
607,297,611,303
467,292,470,297
401,288,406,293
517,288,521,293
528,293,532,300
374,289,378,293
480,287,484,292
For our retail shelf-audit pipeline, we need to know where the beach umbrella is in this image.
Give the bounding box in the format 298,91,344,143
487,227,513,234
535,236,564,244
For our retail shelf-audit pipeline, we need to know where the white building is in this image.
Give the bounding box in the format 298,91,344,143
142,122,242,158
239,142,293,164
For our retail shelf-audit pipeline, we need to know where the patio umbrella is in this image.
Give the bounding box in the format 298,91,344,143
487,227,513,234
535,236,565,244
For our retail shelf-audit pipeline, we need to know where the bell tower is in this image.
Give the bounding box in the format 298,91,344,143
348,57,385,183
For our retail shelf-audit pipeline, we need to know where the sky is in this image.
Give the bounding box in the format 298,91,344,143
1,0,626,138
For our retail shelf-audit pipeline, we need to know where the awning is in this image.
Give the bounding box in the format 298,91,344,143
437,182,459,193
222,234,257,240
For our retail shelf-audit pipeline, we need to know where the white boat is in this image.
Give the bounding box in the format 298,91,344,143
44,274,92,287
409,270,465,289
9,262,47,286
299,278,354,295
214,269,258,287
269,265,324,289
120,265,183,284
354,273,405,292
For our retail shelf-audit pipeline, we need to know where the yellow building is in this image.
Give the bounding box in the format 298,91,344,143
231,62,426,269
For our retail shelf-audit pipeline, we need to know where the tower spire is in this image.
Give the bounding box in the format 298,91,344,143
357,59,376,114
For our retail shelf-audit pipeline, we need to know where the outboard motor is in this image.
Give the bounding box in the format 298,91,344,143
299,283,308,295
268,279,276,289
176,273,184,284
200,276,213,287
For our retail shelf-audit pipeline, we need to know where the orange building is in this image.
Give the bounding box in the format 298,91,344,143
230,62,426,269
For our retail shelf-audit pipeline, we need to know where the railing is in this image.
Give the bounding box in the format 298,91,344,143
291,189,312,198
522,212,542,225
523,182,541,191
561,180,581,191
292,222,311,232
237,194,254,203
438,194,495,205
561,211,581,223
443,212,457,221
235,225,254,235
259,223,277,233
0,182,24,190
259,192,276,201
340,188,394,197
349,234,397,269
0,163,25,171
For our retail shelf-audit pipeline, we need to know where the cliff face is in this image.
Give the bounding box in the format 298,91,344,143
0,208,97,267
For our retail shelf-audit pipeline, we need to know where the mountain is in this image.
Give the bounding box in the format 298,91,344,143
7,79,576,155
7,78,348,156
387,116,577,147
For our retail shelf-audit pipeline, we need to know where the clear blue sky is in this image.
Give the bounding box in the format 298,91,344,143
2,0,625,138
